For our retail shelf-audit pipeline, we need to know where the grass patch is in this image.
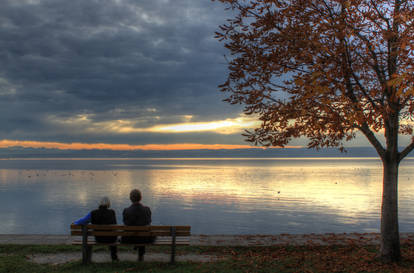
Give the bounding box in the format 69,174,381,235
1,244,414,272
0,244,79,255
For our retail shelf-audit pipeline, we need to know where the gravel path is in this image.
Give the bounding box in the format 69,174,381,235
3,233,414,265
28,252,224,264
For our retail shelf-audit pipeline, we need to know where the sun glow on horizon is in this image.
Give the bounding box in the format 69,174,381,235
147,117,260,134
59,114,262,135
0,140,302,151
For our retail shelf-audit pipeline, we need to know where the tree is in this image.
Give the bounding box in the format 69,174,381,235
214,0,414,262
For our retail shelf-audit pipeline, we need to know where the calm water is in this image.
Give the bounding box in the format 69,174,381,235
1,157,414,235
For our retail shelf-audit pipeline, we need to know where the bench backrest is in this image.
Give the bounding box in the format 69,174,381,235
70,224,191,237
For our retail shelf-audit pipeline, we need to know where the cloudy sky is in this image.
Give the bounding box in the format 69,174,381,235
1,0,393,152
0,0,276,150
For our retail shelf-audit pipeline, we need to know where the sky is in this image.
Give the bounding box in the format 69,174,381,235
0,0,385,152
0,0,267,150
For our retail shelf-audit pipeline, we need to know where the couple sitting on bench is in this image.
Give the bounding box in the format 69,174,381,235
73,189,154,262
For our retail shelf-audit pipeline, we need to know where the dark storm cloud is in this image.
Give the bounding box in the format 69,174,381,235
0,0,242,143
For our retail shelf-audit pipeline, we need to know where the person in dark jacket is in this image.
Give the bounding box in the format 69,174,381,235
121,189,155,261
74,196,118,261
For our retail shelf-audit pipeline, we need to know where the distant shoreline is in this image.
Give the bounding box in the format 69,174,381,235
0,146,394,158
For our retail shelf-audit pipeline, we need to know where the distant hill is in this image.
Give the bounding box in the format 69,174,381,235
0,146,389,158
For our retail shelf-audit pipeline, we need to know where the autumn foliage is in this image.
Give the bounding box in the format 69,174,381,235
215,0,414,152
219,243,414,273
215,0,414,263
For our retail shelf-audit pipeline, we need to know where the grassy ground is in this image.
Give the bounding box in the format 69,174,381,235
1,244,414,272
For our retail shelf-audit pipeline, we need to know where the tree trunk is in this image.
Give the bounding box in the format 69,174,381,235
380,157,401,262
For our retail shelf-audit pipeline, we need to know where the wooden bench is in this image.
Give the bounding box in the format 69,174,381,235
70,224,191,264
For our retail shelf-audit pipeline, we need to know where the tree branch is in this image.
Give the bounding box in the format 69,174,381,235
357,123,386,158
399,140,414,162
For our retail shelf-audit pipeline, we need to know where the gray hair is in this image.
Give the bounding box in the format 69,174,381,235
99,196,111,208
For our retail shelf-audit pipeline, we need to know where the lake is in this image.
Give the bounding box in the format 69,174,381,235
0,157,414,235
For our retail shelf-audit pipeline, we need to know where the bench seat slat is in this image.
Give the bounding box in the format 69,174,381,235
72,238,190,246
71,231,191,236
72,237,190,243
70,224,191,237
70,224,190,231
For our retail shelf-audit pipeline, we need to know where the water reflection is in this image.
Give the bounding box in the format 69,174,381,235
0,158,413,234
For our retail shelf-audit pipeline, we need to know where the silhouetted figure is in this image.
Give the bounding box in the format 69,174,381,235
121,189,155,261
74,196,118,261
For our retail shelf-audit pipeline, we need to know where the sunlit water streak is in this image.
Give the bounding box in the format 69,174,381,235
0,157,414,234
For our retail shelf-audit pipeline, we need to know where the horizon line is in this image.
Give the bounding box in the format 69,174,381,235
0,140,303,151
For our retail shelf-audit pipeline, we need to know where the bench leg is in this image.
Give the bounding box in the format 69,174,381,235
170,226,176,264
170,243,176,264
82,246,92,264
87,246,92,263
81,225,92,265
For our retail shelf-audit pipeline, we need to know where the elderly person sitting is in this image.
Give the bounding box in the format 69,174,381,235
121,189,155,261
74,196,118,261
